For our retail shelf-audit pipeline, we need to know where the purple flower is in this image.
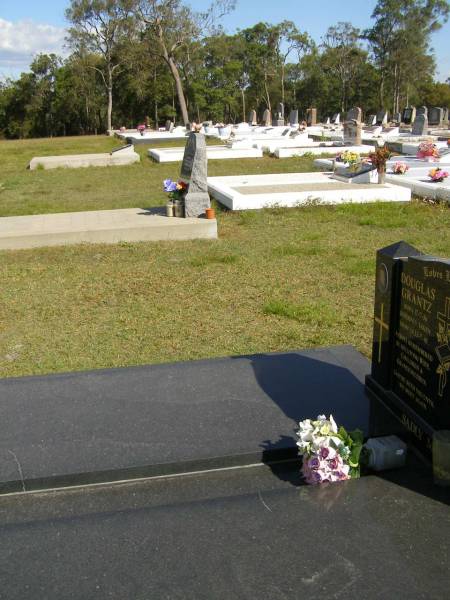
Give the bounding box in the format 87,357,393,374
163,179,177,193
320,447,330,460
328,457,339,470
306,470,323,485
308,456,321,470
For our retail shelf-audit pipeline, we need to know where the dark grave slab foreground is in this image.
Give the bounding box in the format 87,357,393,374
0,346,369,493
0,458,448,600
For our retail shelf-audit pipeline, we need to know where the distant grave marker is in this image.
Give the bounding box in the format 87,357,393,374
180,132,210,218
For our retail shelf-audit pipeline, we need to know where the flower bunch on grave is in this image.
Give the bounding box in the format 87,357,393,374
336,150,360,165
137,124,146,134
417,141,439,160
428,168,449,183
163,179,188,200
392,162,409,175
297,414,364,485
368,146,392,173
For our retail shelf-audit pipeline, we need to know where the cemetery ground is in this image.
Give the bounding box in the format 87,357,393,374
1,135,450,379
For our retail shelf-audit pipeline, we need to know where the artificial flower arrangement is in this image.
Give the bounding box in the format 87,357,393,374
428,168,449,183
368,146,392,173
297,414,364,484
137,123,146,135
163,178,188,199
336,150,360,165
417,141,440,160
392,161,409,175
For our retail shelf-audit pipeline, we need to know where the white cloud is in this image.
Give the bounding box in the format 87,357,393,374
0,18,67,78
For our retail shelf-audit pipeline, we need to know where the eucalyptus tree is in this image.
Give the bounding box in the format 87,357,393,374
66,0,134,132
130,0,235,125
364,0,449,110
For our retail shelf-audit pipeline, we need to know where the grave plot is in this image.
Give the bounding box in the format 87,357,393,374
207,172,410,210
274,143,374,158
28,144,140,170
148,144,263,163
120,128,188,143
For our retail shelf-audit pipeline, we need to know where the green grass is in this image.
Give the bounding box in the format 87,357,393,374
0,135,449,378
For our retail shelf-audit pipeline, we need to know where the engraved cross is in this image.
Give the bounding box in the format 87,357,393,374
374,303,389,364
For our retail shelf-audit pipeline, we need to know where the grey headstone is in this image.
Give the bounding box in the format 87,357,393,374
165,120,172,131
332,113,341,125
416,106,428,118
262,109,271,127
248,110,257,126
289,109,299,126
306,108,317,126
392,112,401,124
402,106,416,125
367,114,377,126
346,107,362,123
180,132,210,218
412,114,428,136
169,122,174,133
443,108,449,125
343,119,362,145
376,110,388,125
428,107,444,127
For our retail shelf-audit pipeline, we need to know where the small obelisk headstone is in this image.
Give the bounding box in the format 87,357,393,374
180,132,210,218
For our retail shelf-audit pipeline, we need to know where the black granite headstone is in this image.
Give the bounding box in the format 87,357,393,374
366,242,450,458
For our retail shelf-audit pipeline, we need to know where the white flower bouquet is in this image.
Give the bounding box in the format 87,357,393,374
297,414,364,485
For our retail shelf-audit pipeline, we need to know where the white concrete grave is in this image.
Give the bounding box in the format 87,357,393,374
118,126,188,143
28,144,140,170
149,144,263,163
207,172,410,211
275,143,374,158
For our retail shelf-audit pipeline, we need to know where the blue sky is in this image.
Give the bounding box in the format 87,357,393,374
0,0,449,80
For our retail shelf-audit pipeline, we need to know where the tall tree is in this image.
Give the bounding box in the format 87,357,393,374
132,0,235,125
364,0,449,111
66,0,133,132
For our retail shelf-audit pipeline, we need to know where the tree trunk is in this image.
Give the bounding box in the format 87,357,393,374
281,63,285,106
241,88,246,122
167,56,189,125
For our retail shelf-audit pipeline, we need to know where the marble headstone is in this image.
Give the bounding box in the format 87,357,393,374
367,114,377,126
366,241,450,458
412,114,428,136
248,110,257,126
376,110,388,125
332,113,341,125
180,132,210,218
416,106,428,118
343,119,362,145
428,107,444,127
289,109,299,126
347,107,362,122
262,109,272,127
402,106,416,125
306,108,317,126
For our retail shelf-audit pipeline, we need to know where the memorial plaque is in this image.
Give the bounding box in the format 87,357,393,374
180,132,210,218
376,110,388,125
366,242,450,458
428,107,444,127
402,106,416,125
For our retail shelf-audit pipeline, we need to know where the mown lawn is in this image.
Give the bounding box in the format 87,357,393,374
0,135,449,378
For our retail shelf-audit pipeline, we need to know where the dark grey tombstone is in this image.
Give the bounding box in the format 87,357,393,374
306,107,317,126
443,108,449,126
262,109,271,127
180,132,210,218
289,109,299,126
346,107,362,122
273,103,285,126
343,119,362,145
367,114,377,126
376,110,388,125
416,106,428,118
429,107,444,127
402,106,416,125
165,120,172,131
248,110,257,125
366,241,450,459
332,113,341,124
412,114,428,135
392,112,401,124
